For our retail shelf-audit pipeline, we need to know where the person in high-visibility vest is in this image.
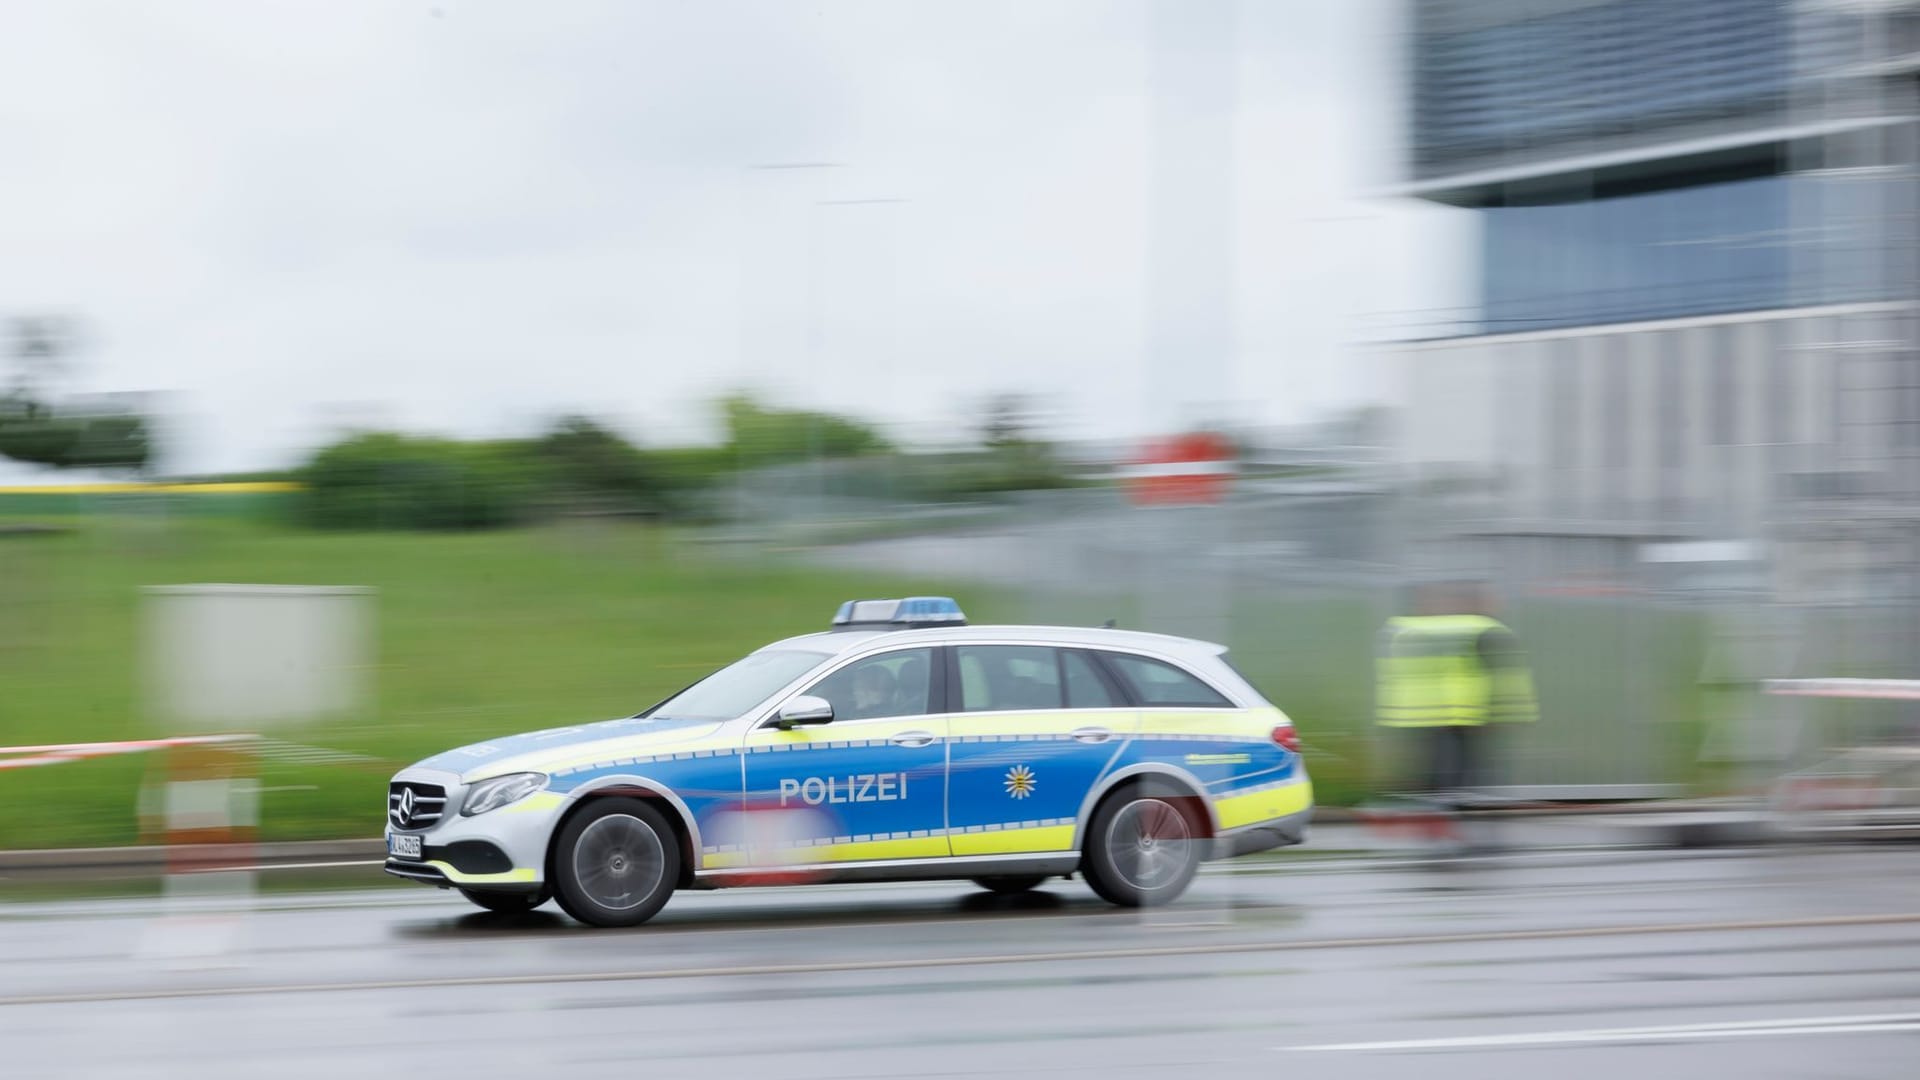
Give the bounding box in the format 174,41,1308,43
1376,583,1537,803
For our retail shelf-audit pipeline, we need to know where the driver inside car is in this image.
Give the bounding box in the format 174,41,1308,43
850,663,899,720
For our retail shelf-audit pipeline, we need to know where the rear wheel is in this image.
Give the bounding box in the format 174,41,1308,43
459,887,549,914
1081,784,1202,907
552,798,680,928
970,874,1049,895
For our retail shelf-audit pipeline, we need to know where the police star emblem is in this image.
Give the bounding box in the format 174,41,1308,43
1003,764,1036,800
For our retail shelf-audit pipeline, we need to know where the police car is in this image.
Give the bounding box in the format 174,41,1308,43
384,598,1312,927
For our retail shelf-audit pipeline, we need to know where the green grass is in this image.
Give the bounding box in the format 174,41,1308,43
0,516,1723,852
0,520,998,849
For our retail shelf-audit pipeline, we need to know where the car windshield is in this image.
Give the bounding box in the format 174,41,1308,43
644,649,830,722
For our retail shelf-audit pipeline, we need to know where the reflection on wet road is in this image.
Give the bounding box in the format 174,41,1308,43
3,847,1918,1078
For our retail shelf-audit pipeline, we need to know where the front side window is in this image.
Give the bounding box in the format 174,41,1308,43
804,648,937,722
1103,653,1231,708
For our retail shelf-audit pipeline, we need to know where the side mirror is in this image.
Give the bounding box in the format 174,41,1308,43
773,695,834,729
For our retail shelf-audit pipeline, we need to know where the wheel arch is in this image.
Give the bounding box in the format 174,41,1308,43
1072,763,1218,851
548,775,702,889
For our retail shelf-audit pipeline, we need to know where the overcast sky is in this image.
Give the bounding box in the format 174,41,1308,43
0,0,1466,476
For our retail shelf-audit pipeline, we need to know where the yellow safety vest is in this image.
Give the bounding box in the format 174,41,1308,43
1376,615,1537,728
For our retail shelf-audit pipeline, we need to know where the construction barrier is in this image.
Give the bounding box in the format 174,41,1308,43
2,735,261,960
1762,679,1920,828
0,734,253,771
2,736,259,875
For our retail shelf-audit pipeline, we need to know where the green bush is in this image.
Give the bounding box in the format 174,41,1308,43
0,394,152,472
523,416,669,517
298,433,539,530
934,445,1082,496
721,394,890,468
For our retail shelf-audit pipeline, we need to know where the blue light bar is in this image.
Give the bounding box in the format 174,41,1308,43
831,596,967,631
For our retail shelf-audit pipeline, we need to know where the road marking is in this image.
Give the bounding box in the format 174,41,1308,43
1,911,1918,1008
1283,1012,1920,1052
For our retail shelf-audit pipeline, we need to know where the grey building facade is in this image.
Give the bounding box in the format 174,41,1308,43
1393,0,1920,608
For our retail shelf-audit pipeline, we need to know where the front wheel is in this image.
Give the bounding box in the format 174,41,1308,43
459,887,549,914
552,798,680,928
970,874,1050,895
1081,786,1202,908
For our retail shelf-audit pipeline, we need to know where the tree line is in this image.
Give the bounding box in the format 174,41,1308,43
0,314,1080,531
294,393,1077,530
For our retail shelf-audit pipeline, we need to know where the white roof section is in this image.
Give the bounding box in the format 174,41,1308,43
764,625,1230,663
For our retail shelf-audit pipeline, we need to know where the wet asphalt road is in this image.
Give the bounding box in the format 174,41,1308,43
2,846,1918,1079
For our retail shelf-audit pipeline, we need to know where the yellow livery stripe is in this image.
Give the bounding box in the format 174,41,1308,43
1134,706,1285,740
431,862,538,886
950,825,1074,856
494,790,568,816
946,710,1137,738
1213,779,1312,831
700,836,948,870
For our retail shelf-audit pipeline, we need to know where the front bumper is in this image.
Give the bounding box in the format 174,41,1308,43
383,768,564,890
382,858,548,893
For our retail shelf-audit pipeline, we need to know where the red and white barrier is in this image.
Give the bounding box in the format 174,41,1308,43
1124,432,1237,506
0,734,254,771
1765,678,1920,701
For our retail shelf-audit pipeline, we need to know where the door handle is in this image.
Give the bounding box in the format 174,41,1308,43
890,731,936,748
1070,726,1113,744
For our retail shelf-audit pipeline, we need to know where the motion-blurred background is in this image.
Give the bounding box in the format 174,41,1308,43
3,0,1918,852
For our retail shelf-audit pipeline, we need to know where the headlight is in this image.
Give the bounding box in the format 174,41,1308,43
461,772,547,816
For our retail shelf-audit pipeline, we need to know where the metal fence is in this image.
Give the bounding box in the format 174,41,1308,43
789,479,1789,800
735,439,1920,806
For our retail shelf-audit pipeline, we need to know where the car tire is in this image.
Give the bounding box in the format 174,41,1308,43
459,887,549,914
970,874,1050,895
1081,782,1203,908
552,798,680,928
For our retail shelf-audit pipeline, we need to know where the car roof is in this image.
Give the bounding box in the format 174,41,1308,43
764,625,1229,664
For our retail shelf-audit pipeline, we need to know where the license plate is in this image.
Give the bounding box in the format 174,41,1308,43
388,833,423,860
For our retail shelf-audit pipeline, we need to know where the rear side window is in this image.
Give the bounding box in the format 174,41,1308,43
1103,653,1232,708
1062,649,1120,708
1220,653,1274,705
956,645,1063,711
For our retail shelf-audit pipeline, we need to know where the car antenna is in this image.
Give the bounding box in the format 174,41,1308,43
1101,618,1117,629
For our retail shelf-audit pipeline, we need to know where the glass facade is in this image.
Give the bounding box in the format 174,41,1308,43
1409,0,1911,337
1476,172,1899,335
1413,0,1791,176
